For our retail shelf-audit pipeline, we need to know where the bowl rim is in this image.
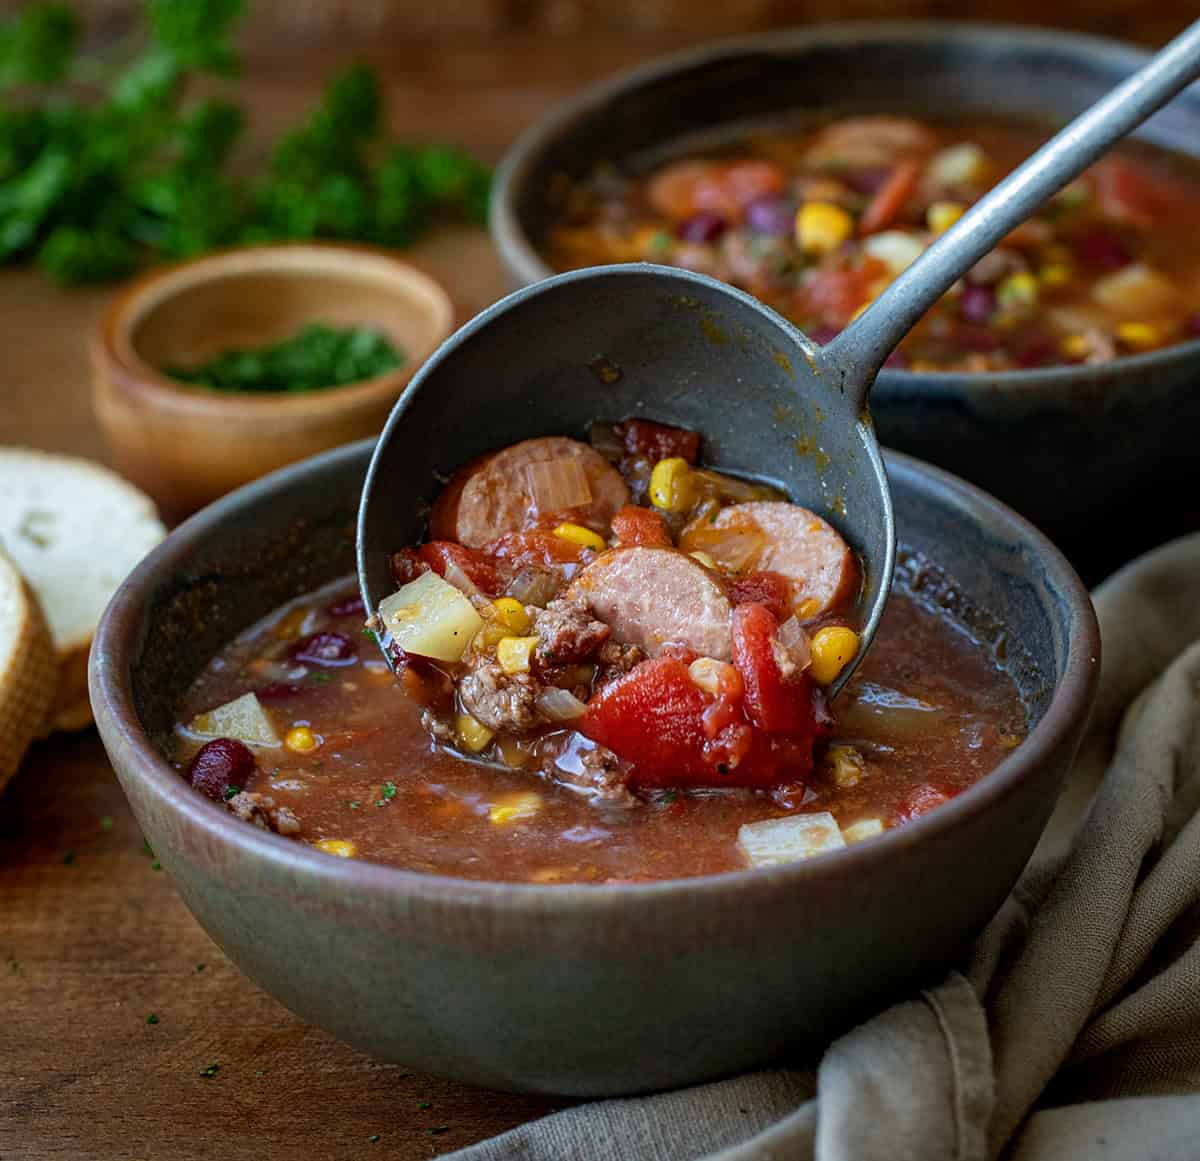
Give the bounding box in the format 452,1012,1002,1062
89,436,1100,911
489,18,1200,389
91,241,456,419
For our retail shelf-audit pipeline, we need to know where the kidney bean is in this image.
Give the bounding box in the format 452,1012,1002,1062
326,594,365,618
960,284,996,324
676,211,728,243
290,631,357,667
1075,227,1131,271
744,196,795,237
188,738,256,802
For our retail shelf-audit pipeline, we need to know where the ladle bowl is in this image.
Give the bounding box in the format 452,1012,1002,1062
357,263,893,690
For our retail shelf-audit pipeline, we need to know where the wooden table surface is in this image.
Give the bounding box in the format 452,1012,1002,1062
0,20,1184,1160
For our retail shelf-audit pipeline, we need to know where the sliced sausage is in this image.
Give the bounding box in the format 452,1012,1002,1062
430,437,630,549
680,501,856,618
570,546,732,661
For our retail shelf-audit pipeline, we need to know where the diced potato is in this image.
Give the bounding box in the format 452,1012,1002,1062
928,142,990,186
188,692,281,748
842,818,885,844
1091,263,1175,315
862,230,925,276
738,812,845,868
378,571,483,662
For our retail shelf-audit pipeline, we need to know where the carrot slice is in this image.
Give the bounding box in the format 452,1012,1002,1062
858,160,920,236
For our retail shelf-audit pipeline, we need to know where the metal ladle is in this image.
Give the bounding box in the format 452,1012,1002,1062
360,19,1200,692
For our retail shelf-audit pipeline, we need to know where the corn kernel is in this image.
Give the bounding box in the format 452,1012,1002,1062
1115,321,1163,351
497,635,538,675
553,522,607,552
491,596,532,635
689,550,717,569
796,201,854,256
314,839,356,858
928,142,990,186
489,791,542,825
996,271,1039,313
795,598,821,620
826,744,866,789
810,626,860,685
1060,334,1091,360
529,867,565,883
455,712,495,754
687,656,734,696
1038,263,1072,288
926,201,965,235
475,621,510,650
649,457,696,513
285,725,319,753
496,736,530,768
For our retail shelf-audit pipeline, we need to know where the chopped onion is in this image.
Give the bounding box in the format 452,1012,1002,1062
684,524,768,574
536,687,588,722
441,558,479,597
691,468,785,504
775,616,812,671
588,421,624,463
507,567,561,607
738,812,845,868
527,458,592,514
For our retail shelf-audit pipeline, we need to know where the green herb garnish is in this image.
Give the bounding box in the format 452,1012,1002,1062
100,815,114,830
306,669,335,684
199,1062,220,1078
0,2,491,285
374,781,397,807
368,1135,380,1145
168,324,404,394
223,785,241,800
146,1013,159,1025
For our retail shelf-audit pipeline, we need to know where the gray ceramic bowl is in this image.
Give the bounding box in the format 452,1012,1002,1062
491,22,1200,577
90,438,1098,1096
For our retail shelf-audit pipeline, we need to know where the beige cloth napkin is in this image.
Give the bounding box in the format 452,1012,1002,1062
451,534,1200,1161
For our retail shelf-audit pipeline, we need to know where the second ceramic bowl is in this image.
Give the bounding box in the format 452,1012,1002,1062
91,243,455,520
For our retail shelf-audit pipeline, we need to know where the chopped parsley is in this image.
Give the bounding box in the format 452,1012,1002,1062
199,1062,220,1078
368,1135,381,1144
417,1101,432,1110
428,1126,449,1136
223,786,241,800
141,839,154,857
308,671,333,685
100,816,114,831
658,791,678,806
146,1013,160,1025
348,801,361,811
195,964,206,973
374,781,397,807
151,860,163,872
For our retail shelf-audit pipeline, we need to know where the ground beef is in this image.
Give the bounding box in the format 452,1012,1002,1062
458,656,546,733
533,595,611,668
545,732,634,805
596,639,647,685
226,792,301,836
419,708,455,744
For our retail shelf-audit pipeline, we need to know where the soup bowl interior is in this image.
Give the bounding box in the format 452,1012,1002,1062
492,22,1200,575
90,438,1097,1096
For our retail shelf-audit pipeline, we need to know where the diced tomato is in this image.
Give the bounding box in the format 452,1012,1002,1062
896,783,952,823
614,418,702,465
731,603,822,737
1092,157,1184,230
858,159,920,236
646,159,786,222
796,257,889,328
417,541,504,595
391,548,429,586
611,504,673,547
729,571,792,622
484,529,592,574
580,654,814,789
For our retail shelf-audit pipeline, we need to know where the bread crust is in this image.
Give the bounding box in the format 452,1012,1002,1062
0,551,59,790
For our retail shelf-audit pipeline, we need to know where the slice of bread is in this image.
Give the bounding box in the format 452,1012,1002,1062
0,448,166,731
0,547,58,788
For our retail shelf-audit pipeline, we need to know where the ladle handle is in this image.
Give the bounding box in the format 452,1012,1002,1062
824,17,1200,409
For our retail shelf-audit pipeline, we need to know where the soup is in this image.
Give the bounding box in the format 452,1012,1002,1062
544,117,1200,372
171,420,1028,882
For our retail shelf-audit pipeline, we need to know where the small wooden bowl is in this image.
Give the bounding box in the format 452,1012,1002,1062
91,243,455,520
